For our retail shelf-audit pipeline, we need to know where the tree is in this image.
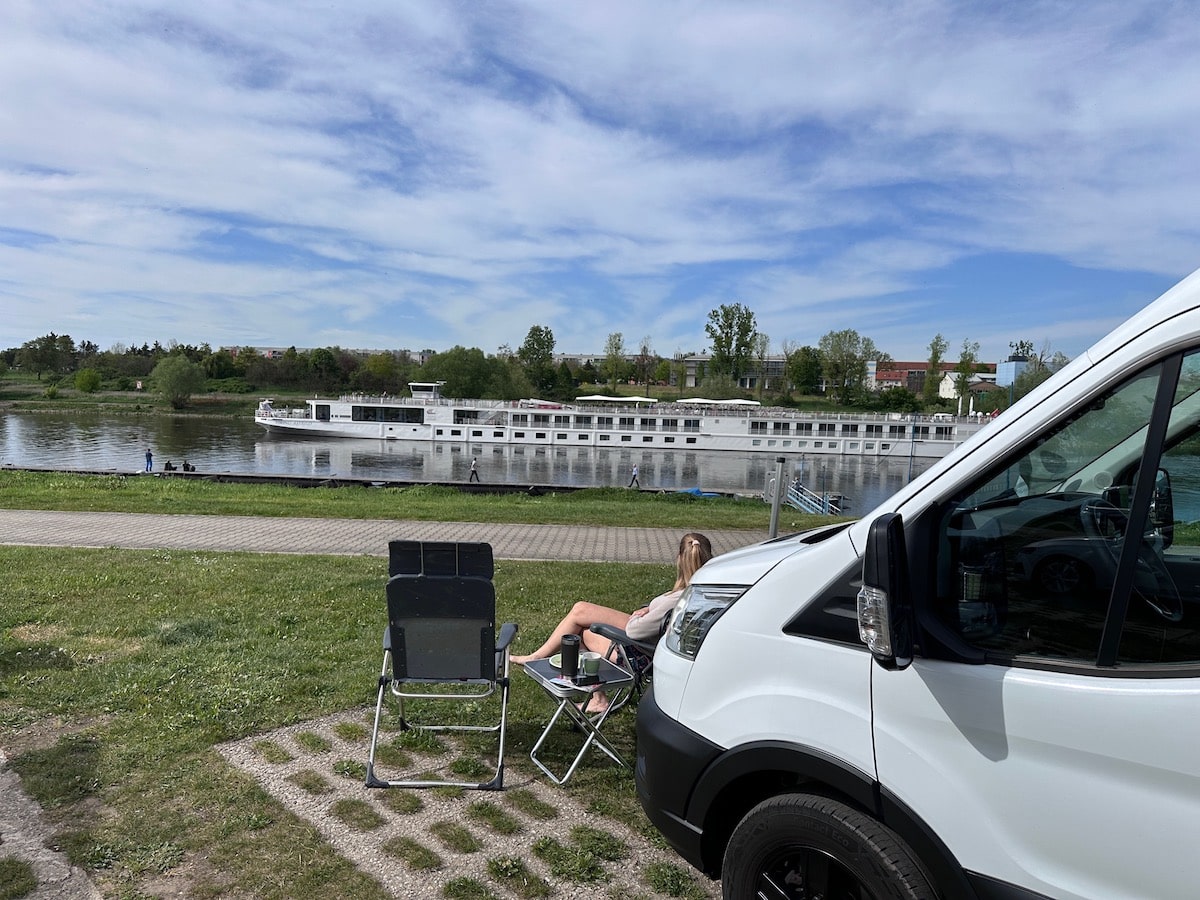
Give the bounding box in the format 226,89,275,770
75,368,102,393
817,329,886,405
752,332,770,399
705,303,757,380
924,333,949,405
635,335,655,390
787,345,822,395
151,355,206,409
603,332,626,392
954,339,982,405
420,346,495,398
518,325,556,395
17,333,69,380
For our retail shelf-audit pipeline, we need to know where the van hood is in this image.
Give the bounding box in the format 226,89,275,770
692,523,849,586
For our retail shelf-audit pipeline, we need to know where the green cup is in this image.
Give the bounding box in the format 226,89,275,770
580,652,602,676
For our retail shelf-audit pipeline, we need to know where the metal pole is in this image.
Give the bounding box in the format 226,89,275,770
768,456,785,538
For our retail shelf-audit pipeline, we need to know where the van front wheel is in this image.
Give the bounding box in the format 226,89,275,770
721,793,937,899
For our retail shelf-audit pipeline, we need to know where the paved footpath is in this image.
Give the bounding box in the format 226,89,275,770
0,508,768,562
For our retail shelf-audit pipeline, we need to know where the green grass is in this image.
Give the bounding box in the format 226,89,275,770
382,835,443,870
0,469,783,530
429,821,481,854
0,856,38,900
0,545,669,898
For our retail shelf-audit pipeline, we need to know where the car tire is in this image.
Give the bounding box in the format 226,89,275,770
721,793,937,900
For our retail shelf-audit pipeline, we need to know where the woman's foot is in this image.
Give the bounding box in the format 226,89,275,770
576,695,610,716
509,653,538,665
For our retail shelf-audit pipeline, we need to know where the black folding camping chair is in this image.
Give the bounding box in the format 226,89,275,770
366,540,517,791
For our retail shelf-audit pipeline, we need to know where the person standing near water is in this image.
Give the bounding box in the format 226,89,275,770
469,457,480,482
145,448,153,472
628,463,640,488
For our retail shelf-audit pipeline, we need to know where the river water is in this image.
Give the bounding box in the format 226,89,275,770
0,410,935,515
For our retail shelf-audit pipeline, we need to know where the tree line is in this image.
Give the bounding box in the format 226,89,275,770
1,306,1067,411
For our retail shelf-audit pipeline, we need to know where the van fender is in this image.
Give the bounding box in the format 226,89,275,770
686,741,979,897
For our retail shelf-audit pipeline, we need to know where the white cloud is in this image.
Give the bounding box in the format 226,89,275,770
0,0,1197,365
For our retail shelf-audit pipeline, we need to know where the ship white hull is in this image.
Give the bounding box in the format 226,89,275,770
254,395,985,459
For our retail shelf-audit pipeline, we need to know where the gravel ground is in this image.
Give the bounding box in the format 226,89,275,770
217,707,720,899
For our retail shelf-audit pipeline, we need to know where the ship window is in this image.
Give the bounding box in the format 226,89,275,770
684,419,700,432
451,429,462,436
664,436,675,443
815,441,823,448
843,424,859,434
621,435,632,441
512,414,528,426
881,443,891,450
578,434,588,440
773,422,789,433
514,431,525,439
640,418,656,431
435,428,444,436
686,437,697,444
936,426,954,439
752,439,762,446
533,414,550,426
472,430,482,437
643,436,653,442
865,442,875,450
829,441,838,449
598,416,614,428
849,442,859,450
494,431,504,438
536,433,546,439
315,404,331,421
619,417,635,430
575,416,592,427
600,434,611,441
797,440,808,447
751,422,767,434
661,419,678,431
554,415,570,426
557,433,567,440
797,423,813,434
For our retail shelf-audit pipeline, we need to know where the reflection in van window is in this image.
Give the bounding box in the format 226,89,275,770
934,355,1200,666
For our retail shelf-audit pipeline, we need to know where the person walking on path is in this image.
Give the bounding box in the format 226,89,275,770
469,457,480,482
628,463,640,489
145,448,153,472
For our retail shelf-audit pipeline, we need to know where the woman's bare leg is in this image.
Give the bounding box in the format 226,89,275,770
510,602,629,663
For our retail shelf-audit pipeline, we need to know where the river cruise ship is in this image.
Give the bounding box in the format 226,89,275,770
254,383,986,458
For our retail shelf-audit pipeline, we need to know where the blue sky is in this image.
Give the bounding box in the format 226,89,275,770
2,1,1198,366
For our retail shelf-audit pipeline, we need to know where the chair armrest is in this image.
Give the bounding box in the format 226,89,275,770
496,622,518,652
589,623,656,657
382,625,391,650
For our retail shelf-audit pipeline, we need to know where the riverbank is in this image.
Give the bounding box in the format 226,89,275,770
0,469,801,530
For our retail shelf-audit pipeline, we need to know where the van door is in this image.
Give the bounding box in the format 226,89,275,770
873,351,1200,900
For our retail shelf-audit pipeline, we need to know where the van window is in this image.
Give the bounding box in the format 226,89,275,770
930,352,1200,668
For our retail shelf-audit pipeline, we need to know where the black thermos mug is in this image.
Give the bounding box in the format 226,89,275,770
560,634,580,678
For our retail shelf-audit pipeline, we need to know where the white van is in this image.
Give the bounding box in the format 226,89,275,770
636,270,1200,899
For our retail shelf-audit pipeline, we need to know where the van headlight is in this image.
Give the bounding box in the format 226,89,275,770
665,584,749,660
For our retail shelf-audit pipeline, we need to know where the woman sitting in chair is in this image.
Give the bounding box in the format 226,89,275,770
511,532,714,671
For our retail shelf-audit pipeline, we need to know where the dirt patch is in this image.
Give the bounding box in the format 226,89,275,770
0,749,102,900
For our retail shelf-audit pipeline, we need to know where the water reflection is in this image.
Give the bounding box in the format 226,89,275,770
1,410,937,514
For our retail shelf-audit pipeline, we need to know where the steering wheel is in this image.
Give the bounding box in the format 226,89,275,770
1079,497,1183,622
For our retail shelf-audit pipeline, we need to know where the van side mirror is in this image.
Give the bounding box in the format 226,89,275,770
1150,468,1174,548
857,512,914,670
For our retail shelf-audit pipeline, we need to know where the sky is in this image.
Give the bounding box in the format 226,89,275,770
3,1,1200,367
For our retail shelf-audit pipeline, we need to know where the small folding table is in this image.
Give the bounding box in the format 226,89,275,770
522,657,635,785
